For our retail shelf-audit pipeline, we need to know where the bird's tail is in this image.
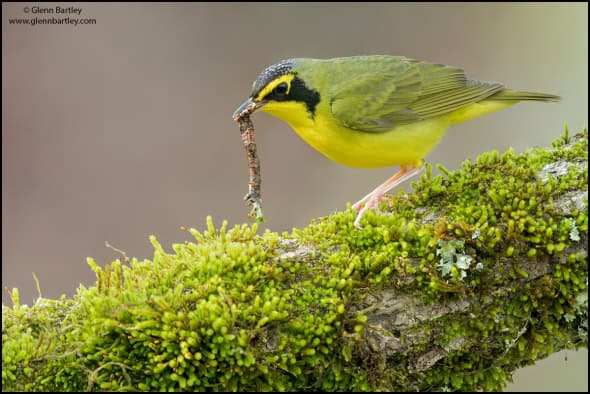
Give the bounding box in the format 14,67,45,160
448,87,559,125
490,89,561,102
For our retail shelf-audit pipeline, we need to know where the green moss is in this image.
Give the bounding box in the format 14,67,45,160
2,127,587,392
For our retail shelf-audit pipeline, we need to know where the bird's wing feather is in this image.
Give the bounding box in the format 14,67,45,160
330,59,504,132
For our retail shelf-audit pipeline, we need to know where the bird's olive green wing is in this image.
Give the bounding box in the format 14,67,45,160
329,57,504,132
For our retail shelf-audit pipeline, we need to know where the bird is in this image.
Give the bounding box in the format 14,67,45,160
233,55,560,229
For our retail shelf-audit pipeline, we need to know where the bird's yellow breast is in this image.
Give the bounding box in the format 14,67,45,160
261,99,516,169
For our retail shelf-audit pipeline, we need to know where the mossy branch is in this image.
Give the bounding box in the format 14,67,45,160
2,128,588,392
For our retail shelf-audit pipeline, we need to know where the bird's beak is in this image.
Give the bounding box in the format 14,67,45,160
232,98,265,120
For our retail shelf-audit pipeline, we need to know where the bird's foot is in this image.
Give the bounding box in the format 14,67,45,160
353,194,386,229
352,194,385,212
351,164,423,229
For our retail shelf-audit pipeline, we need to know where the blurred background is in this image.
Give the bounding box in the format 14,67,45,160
2,3,587,391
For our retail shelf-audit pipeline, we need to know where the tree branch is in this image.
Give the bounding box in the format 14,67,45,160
2,128,587,392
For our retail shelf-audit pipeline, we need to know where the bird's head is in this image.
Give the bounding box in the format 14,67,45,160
233,59,320,122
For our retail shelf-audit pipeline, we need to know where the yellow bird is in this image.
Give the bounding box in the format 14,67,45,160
233,56,559,228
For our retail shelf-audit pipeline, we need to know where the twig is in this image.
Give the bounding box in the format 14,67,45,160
234,105,264,223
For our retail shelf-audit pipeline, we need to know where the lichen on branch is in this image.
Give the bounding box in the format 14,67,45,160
2,127,587,392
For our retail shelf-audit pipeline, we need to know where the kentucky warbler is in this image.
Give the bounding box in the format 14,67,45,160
233,55,559,228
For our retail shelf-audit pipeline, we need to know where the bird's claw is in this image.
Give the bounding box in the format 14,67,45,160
352,194,385,212
353,194,385,229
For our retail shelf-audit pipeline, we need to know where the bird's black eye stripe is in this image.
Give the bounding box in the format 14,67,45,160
274,82,288,96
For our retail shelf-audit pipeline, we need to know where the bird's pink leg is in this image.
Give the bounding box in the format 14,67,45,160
352,164,422,229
